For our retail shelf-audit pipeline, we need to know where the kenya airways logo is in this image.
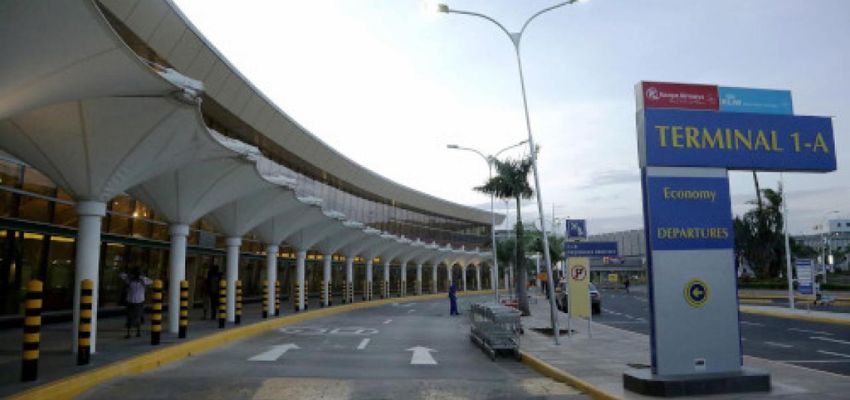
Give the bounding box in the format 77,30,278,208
645,87,660,101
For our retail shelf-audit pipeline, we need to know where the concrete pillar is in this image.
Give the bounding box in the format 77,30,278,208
266,244,279,314
167,224,189,334
383,260,390,298
432,263,439,293
400,262,407,297
323,254,332,307
225,237,241,322
345,257,353,303
72,201,106,353
476,265,482,291
508,264,514,291
296,250,306,311
416,263,423,295
461,265,467,291
447,264,453,286
365,258,373,301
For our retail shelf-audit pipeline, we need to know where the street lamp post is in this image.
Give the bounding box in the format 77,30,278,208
437,0,586,345
820,210,839,285
447,140,527,303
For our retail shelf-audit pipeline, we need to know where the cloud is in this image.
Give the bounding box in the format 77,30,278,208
578,169,640,189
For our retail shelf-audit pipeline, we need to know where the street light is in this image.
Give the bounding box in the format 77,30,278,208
447,140,528,303
437,0,587,345
819,210,839,284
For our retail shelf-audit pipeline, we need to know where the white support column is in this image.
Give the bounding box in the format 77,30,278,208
461,265,467,291
476,265,482,291
432,263,439,293
508,264,514,292
447,264,453,287
72,201,106,353
267,244,279,314
225,237,241,322
383,260,390,298
366,258,373,301
400,262,408,297
345,257,353,303
167,224,189,334
296,250,306,311
416,263,423,295
323,254,332,307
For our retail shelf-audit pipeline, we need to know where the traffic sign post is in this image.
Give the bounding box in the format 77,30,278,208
624,81,836,397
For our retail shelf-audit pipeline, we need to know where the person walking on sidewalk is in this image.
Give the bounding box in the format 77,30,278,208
449,282,459,316
624,276,630,294
120,268,152,338
205,266,222,320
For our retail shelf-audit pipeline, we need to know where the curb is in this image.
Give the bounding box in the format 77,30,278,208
740,306,850,326
520,350,622,400
9,290,493,400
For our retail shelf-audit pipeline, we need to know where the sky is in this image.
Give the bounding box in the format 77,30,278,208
172,0,850,236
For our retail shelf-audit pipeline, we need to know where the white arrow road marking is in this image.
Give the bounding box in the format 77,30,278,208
357,338,370,350
249,343,300,362
740,321,764,327
811,336,850,346
788,328,833,336
407,346,438,365
383,319,392,324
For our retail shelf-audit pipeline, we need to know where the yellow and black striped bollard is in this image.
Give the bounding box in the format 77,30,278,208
348,281,354,304
151,280,163,345
179,280,189,338
262,280,269,318
218,279,226,329
21,279,42,382
342,281,348,304
319,280,325,308
235,280,242,325
274,280,281,316
77,279,93,366
292,282,300,312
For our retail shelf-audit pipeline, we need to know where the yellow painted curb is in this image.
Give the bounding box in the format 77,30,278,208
738,298,773,305
9,290,493,400
520,350,622,400
740,306,850,326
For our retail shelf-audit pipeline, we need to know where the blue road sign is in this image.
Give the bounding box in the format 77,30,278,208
565,242,618,257
795,259,814,295
645,175,734,251
641,108,836,171
565,219,587,240
719,87,793,115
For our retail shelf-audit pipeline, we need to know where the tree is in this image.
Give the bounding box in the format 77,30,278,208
476,155,535,315
527,231,565,276
734,187,786,278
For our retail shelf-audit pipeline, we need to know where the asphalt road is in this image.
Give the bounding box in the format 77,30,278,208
591,287,850,376
80,295,587,400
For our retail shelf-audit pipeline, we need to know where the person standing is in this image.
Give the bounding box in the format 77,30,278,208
624,276,630,294
206,267,222,320
448,282,459,316
120,268,152,338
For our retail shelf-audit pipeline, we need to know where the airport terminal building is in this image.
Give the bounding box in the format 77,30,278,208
0,1,499,349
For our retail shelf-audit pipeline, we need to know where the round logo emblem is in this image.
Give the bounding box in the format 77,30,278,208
684,279,709,308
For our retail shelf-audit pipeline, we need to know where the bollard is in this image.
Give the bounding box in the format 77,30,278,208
274,281,281,316
303,282,308,311
218,279,226,329
319,280,325,308
21,279,43,382
179,280,189,339
151,280,163,345
348,281,354,304
262,280,269,318
401,280,406,297
235,280,242,325
292,282,300,312
77,279,93,366
379,279,385,299
367,281,372,301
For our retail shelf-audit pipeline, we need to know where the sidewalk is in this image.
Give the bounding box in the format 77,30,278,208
519,292,850,400
0,294,336,398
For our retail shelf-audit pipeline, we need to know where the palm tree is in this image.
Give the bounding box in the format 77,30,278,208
475,155,535,315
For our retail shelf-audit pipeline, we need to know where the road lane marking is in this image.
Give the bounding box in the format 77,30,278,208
740,321,764,327
817,350,850,358
249,343,300,362
788,328,833,336
407,346,437,365
810,336,850,346
383,319,392,324
357,338,370,350
408,309,415,313
784,359,850,364
764,341,793,348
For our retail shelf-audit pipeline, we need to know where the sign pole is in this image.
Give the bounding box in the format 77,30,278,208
781,173,795,310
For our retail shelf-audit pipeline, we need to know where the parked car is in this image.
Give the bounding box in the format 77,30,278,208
556,281,601,315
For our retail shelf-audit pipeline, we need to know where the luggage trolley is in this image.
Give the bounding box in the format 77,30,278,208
468,303,522,361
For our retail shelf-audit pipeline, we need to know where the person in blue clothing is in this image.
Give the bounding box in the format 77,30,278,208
449,282,459,316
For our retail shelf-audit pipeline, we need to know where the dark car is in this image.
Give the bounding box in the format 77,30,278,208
555,281,601,315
